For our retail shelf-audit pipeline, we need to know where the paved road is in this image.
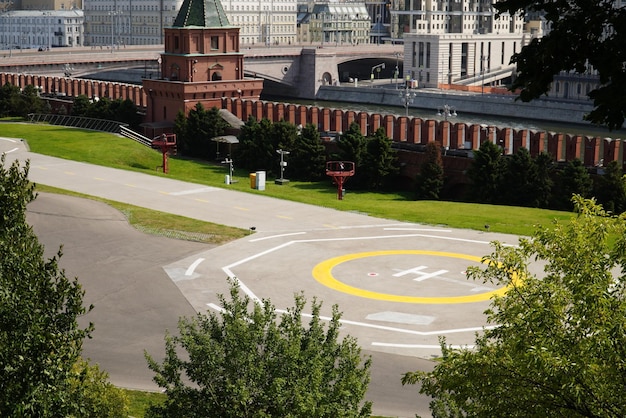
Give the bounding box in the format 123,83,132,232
3,136,521,417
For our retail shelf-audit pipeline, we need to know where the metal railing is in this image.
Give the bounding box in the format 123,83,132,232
28,113,127,133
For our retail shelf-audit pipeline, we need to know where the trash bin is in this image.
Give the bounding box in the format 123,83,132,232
249,173,257,189
256,171,266,191
225,174,230,184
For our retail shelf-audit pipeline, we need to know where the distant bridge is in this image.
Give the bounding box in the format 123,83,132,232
0,44,403,99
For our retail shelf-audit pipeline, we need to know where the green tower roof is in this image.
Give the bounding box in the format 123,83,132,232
172,0,231,28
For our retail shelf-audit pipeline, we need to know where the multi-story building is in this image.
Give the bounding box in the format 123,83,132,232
83,0,183,46
301,2,370,46
0,9,83,49
21,0,83,10
398,0,532,88
220,0,298,46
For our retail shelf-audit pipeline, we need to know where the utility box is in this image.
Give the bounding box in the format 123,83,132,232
256,171,266,191
249,173,257,189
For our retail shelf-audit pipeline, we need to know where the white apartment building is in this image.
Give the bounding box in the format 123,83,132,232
220,0,298,46
0,9,83,49
398,0,531,88
83,0,183,46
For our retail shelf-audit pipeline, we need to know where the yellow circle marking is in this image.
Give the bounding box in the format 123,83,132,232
312,250,509,304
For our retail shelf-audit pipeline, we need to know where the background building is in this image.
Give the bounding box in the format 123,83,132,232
0,9,83,49
83,0,183,46
220,0,297,46
302,2,370,46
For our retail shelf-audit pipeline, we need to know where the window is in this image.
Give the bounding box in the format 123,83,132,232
211,36,218,49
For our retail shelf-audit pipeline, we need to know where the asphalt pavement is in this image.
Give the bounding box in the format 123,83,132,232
3,135,521,417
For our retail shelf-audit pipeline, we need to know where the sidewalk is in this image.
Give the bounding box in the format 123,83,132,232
2,138,399,233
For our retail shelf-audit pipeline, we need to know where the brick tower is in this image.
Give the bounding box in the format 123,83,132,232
142,0,263,127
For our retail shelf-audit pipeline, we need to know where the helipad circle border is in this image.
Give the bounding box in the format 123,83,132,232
312,250,508,304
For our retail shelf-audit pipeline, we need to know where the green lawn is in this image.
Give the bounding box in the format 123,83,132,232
6,122,572,237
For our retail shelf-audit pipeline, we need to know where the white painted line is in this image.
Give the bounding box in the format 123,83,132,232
185,258,205,276
384,228,452,232
206,303,226,314
372,342,476,349
170,187,218,196
222,267,261,303
2,147,18,154
275,308,498,336
0,137,17,143
249,232,306,242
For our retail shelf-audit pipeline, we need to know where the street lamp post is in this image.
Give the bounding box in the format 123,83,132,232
437,104,457,122
399,85,416,117
275,149,290,185
394,52,401,89
480,55,488,95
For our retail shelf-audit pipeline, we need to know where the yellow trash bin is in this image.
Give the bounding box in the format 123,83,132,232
249,173,257,189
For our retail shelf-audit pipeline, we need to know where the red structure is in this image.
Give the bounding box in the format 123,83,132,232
141,0,263,129
151,133,177,173
326,161,355,200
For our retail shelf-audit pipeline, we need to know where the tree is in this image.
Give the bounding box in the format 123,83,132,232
271,120,299,177
499,147,542,207
145,278,372,418
71,94,92,117
0,82,24,117
495,0,626,129
177,103,228,159
361,127,399,190
467,140,504,203
403,196,626,417
594,160,626,214
415,141,444,200
234,116,276,172
552,159,593,211
0,155,125,416
334,122,368,188
289,123,327,181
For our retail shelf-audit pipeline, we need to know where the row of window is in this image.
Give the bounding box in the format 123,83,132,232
230,14,296,23
88,25,160,34
223,5,296,12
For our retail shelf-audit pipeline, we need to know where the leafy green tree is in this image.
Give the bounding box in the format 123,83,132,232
416,141,444,200
86,97,115,121
361,127,398,190
146,278,372,418
234,116,276,172
177,103,228,159
71,94,92,117
0,155,124,416
334,122,368,188
403,196,626,417
594,160,626,214
271,120,299,177
467,140,504,203
67,359,129,418
0,82,21,116
499,147,540,207
109,98,141,128
17,84,45,117
289,123,327,181
495,0,626,129
552,159,593,211
532,152,555,209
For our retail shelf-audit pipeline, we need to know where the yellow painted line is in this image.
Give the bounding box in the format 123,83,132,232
276,215,292,220
37,166,48,170
323,224,339,229
235,206,250,211
195,198,210,203
93,177,105,181
312,250,513,304
64,171,75,175
125,184,136,188
159,191,169,195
